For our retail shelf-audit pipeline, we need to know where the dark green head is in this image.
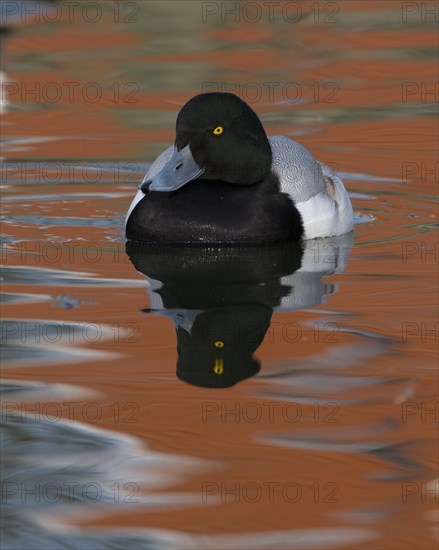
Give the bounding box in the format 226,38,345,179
141,93,272,193
176,93,272,184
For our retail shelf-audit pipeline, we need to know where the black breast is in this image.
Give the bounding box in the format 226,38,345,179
126,173,303,245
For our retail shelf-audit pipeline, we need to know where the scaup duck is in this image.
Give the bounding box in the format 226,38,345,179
125,92,353,244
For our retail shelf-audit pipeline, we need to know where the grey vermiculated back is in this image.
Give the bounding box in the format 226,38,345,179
144,137,328,206
268,136,326,203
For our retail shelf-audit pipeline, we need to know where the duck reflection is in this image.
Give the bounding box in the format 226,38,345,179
126,235,352,388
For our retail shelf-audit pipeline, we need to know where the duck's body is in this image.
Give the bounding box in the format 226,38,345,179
269,136,353,240
126,145,303,244
125,93,353,244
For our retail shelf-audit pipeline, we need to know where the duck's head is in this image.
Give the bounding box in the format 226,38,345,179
141,93,272,193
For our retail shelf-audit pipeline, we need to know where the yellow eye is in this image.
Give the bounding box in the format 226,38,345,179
214,359,224,375
214,341,224,348
213,126,223,135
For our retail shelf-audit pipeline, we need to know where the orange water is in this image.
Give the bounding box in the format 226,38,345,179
1,1,438,549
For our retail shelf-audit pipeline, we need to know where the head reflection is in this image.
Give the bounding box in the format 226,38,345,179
126,236,352,388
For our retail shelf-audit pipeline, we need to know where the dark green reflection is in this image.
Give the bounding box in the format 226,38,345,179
126,243,303,388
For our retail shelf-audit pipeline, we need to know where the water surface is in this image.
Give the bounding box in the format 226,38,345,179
1,1,438,549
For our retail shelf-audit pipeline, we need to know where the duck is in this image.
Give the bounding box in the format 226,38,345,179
125,92,353,244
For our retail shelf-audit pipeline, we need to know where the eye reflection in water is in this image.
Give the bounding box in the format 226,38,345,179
126,235,353,388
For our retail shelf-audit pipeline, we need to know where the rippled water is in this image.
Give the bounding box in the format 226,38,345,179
1,1,438,549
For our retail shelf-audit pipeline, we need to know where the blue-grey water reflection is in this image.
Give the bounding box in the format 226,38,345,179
1,0,438,548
